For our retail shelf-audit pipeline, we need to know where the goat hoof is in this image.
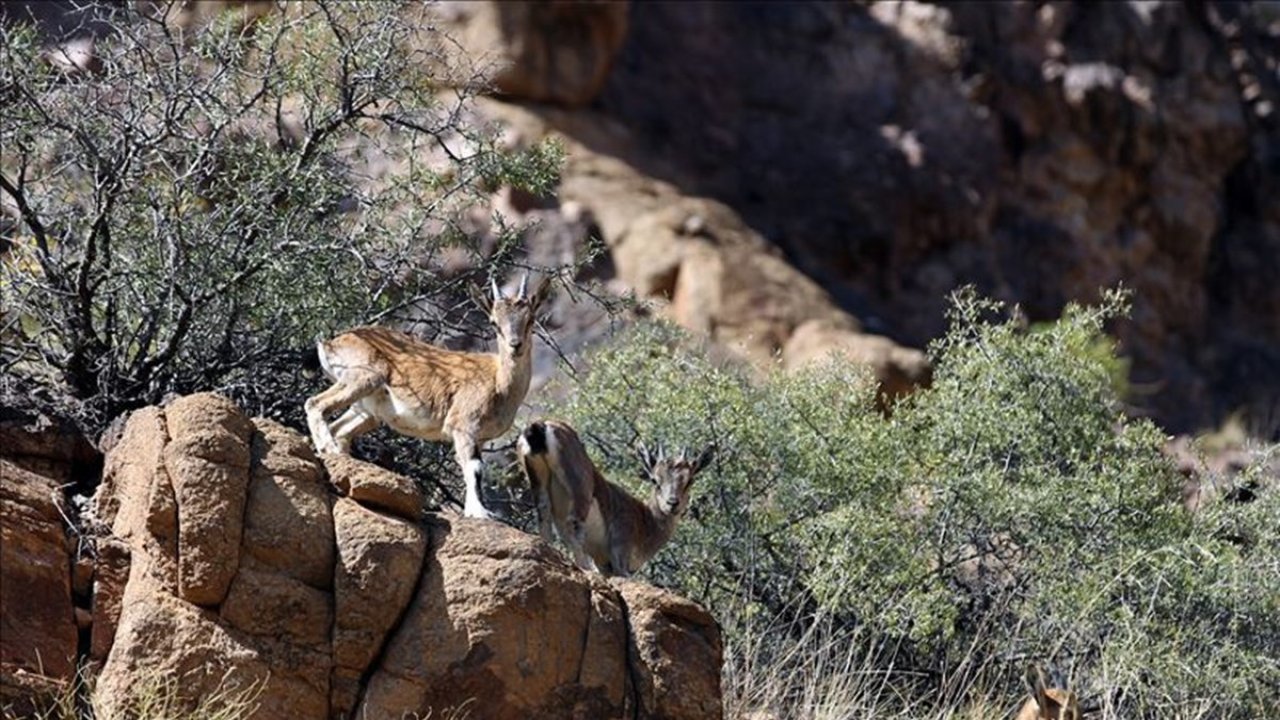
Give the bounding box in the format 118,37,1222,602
463,504,495,521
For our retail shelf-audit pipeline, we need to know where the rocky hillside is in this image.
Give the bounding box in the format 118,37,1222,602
0,394,723,718
439,0,1280,434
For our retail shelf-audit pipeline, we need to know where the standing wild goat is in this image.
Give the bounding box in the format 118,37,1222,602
305,275,549,519
517,419,713,577
1015,665,1081,720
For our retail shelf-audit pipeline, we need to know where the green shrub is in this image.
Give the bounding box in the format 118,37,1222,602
546,289,1280,718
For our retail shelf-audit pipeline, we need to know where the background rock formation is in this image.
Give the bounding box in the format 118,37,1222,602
1,393,723,719
453,1,1280,434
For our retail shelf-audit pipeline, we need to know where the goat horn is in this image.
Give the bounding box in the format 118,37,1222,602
518,272,529,300
491,276,502,302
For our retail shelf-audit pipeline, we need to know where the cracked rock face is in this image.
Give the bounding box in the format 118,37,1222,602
0,440,84,712
0,409,100,713
76,393,723,719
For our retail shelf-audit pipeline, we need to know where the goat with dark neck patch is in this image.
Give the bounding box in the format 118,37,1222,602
518,419,713,577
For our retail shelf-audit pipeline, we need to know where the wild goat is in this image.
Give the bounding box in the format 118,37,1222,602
305,275,549,519
517,419,713,577
1015,665,1081,720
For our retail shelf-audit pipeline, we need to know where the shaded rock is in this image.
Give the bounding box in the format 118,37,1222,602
616,580,725,720
533,0,1277,435
72,555,94,598
0,460,77,681
0,394,93,702
0,410,98,476
0,668,68,719
438,1,630,107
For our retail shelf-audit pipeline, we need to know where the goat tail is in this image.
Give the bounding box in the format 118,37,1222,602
520,420,600,503
302,338,334,380
301,345,322,378
520,420,549,457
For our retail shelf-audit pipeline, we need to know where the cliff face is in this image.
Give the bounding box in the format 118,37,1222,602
0,394,723,719
442,0,1278,433
574,1,1278,434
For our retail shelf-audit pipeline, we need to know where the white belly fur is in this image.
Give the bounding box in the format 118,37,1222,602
358,388,448,441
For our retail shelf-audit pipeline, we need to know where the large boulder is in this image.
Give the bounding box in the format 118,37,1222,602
435,1,630,107
93,395,335,719
84,394,722,719
358,518,632,719
616,581,724,720
163,394,255,607
360,517,723,720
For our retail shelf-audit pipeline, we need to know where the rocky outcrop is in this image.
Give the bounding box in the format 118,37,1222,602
581,1,1279,434
77,393,723,719
0,461,77,695
619,581,724,720
359,518,722,720
455,2,1279,433
329,496,425,716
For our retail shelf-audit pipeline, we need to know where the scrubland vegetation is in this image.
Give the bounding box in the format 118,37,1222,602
548,291,1280,719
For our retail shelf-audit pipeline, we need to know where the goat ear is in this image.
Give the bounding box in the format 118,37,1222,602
693,444,716,473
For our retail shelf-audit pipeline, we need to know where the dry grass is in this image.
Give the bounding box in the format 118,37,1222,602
722,606,1229,720
17,666,260,720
